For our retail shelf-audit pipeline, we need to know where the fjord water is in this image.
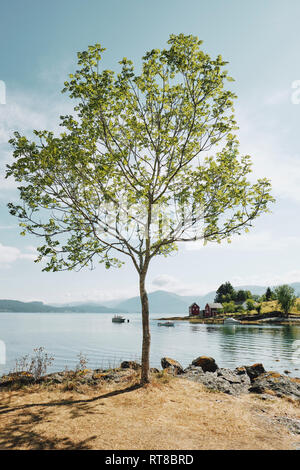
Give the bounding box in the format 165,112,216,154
0,312,299,377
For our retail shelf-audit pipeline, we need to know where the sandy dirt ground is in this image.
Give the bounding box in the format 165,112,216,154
0,376,299,450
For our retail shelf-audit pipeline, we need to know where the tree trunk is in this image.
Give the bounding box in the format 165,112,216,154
139,271,151,384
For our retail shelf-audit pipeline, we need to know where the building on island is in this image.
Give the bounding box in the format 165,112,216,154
189,303,200,316
204,303,223,318
189,302,223,318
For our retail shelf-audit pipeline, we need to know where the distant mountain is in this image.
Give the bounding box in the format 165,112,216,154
113,289,218,314
113,282,300,314
0,299,125,314
54,300,127,309
1,282,299,314
115,290,189,314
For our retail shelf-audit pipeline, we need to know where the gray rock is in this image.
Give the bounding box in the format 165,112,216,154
275,417,300,435
217,368,248,384
249,372,300,400
183,365,205,375
161,357,184,375
77,369,96,383
42,372,66,384
96,369,136,383
181,366,250,396
181,360,300,399
243,363,266,382
191,356,218,372
120,361,141,370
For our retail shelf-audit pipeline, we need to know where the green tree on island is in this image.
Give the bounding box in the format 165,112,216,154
235,289,247,302
6,34,274,384
274,285,296,317
246,298,255,312
265,287,274,301
215,282,236,303
255,304,262,314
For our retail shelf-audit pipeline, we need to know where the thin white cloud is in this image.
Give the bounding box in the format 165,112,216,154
150,273,210,296
151,274,179,288
0,243,36,267
0,89,73,145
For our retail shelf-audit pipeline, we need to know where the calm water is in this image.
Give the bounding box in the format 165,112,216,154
0,312,300,377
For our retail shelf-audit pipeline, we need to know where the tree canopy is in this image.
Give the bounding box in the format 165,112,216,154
265,287,274,301
274,285,296,316
214,282,252,303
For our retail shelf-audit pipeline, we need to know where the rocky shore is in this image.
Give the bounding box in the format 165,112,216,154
161,356,300,401
1,355,300,403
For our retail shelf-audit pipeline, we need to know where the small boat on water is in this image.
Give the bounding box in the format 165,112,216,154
223,317,241,325
157,321,175,327
112,315,126,323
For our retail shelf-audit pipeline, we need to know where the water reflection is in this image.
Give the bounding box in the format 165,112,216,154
185,322,300,373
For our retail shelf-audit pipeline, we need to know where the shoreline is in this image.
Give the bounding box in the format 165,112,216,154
156,314,300,325
1,357,300,397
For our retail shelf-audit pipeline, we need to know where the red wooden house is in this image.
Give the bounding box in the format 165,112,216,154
189,303,200,316
204,303,223,318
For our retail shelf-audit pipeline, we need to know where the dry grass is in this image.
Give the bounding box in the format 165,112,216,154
260,298,300,315
0,374,299,450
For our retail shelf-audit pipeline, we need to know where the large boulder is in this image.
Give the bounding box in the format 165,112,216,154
43,369,101,385
191,356,219,372
249,372,300,400
77,369,96,384
98,369,136,383
42,371,67,384
243,363,265,382
161,357,184,375
120,361,141,370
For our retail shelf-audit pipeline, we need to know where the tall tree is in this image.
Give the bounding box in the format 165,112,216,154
265,287,273,301
274,285,296,317
6,34,274,384
215,282,236,303
235,289,252,302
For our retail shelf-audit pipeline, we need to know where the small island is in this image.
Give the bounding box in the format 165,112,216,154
158,283,300,325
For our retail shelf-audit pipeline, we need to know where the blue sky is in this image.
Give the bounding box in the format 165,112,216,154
0,0,300,303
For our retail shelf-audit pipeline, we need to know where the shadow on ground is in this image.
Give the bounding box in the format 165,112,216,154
0,383,142,449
